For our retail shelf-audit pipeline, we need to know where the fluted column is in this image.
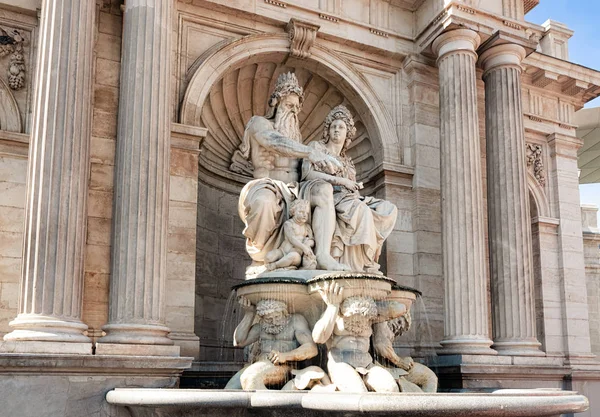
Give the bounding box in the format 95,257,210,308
98,0,174,349
480,44,543,356
432,29,496,355
3,0,95,351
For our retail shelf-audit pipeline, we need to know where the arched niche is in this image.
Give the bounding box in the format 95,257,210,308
528,172,550,219
0,78,22,132
180,33,398,193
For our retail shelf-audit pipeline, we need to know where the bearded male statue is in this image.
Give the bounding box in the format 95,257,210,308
231,72,350,276
372,313,438,392
225,297,319,390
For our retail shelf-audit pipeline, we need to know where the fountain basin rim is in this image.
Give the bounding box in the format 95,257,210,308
232,274,422,298
232,277,308,290
105,388,588,416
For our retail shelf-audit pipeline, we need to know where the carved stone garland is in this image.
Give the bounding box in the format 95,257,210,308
0,27,26,90
526,143,546,187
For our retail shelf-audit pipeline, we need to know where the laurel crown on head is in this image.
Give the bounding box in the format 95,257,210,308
269,72,305,108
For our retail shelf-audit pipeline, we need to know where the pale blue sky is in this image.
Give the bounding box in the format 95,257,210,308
527,1,600,220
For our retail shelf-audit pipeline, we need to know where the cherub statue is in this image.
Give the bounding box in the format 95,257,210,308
372,312,438,392
225,297,318,390
264,199,317,271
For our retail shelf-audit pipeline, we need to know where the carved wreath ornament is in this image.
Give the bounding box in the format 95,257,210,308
526,143,546,187
0,27,26,90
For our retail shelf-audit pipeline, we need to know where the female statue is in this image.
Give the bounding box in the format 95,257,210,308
301,105,397,273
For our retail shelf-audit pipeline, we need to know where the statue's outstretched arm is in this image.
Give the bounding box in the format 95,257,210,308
250,118,341,170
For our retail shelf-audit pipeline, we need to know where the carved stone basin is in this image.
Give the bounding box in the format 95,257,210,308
105,388,589,417
232,272,420,326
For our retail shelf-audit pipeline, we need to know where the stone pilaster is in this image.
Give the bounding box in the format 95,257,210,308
2,0,95,352
432,29,496,355
480,44,543,356
98,0,176,352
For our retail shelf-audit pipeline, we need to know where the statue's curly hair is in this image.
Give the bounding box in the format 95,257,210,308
256,299,289,317
265,72,304,118
387,312,412,338
340,296,377,319
289,199,310,218
322,105,357,155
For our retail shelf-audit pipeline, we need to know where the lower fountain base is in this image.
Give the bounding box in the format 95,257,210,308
106,388,587,417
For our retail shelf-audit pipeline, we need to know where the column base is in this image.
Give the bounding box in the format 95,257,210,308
100,323,174,345
95,343,180,357
492,339,545,356
439,336,497,355
4,314,91,344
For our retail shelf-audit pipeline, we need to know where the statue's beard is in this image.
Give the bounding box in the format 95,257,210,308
274,108,302,142
261,316,290,335
343,316,371,335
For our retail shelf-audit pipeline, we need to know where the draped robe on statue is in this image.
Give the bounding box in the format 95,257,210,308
301,141,397,272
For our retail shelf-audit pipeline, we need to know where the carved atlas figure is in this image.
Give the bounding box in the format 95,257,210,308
225,297,320,390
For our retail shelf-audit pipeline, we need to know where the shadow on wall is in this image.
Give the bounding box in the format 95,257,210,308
195,180,249,362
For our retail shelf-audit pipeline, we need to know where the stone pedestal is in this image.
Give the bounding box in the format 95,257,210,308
432,29,496,355
98,0,175,351
2,0,95,352
480,44,543,356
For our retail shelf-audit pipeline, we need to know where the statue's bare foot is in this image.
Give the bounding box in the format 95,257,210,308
316,254,351,271
246,261,267,278
365,266,384,275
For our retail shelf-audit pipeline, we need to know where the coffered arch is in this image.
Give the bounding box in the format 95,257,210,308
180,33,398,193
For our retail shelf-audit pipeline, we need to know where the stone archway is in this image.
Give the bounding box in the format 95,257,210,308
0,78,22,132
180,33,398,193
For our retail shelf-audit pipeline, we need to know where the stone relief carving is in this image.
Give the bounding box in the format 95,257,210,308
0,27,27,90
526,143,546,187
286,19,320,59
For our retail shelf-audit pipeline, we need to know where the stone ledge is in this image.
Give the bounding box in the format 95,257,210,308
95,343,181,357
0,340,92,355
0,353,193,377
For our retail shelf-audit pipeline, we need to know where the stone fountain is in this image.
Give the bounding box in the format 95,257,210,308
106,73,588,416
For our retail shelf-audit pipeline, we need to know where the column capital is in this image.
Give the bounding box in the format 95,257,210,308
432,29,481,62
480,43,526,75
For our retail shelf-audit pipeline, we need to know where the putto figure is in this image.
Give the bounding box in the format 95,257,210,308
225,297,318,390
301,105,397,273
373,313,438,393
232,72,350,276
311,282,406,392
265,199,317,271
